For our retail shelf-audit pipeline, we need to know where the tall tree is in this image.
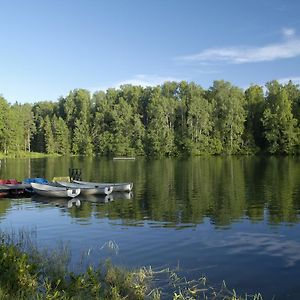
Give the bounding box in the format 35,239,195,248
31,101,57,152
146,88,177,156
63,89,92,153
262,81,298,154
44,115,56,154
72,119,93,155
209,81,246,154
176,82,216,155
53,117,70,155
244,85,265,152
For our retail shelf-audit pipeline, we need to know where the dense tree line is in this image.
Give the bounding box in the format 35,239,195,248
1,80,300,156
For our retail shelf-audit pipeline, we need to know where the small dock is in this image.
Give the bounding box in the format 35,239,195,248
113,157,135,161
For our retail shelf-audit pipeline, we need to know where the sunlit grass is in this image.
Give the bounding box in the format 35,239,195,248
0,151,61,159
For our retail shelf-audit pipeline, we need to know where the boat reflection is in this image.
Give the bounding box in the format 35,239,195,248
78,192,133,203
31,195,81,208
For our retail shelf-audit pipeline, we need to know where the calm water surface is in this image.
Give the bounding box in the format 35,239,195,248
1,156,300,299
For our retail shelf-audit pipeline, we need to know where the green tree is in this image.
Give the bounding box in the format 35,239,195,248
262,81,298,154
63,89,92,154
32,101,57,152
146,88,177,156
0,96,13,154
91,92,113,155
244,85,265,152
44,115,56,154
53,117,70,155
176,82,216,155
284,81,300,124
209,81,246,154
72,119,93,155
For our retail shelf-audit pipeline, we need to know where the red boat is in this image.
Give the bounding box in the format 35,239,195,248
0,179,30,196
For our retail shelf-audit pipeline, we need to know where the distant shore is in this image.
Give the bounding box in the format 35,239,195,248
0,151,61,159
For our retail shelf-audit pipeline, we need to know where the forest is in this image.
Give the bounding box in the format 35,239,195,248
0,79,300,156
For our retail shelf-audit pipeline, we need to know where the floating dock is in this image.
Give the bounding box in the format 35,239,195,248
113,157,135,160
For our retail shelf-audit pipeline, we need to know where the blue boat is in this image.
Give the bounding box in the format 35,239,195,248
23,178,49,194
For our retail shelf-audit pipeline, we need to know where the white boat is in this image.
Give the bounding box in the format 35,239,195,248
31,183,80,198
73,180,133,192
55,181,113,195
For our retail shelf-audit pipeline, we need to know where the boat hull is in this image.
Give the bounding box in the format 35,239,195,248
73,180,133,192
55,182,113,195
31,183,80,198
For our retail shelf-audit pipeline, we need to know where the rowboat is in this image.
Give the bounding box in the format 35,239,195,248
55,181,113,195
23,178,49,194
73,180,133,192
0,179,31,195
31,183,80,198
0,185,10,197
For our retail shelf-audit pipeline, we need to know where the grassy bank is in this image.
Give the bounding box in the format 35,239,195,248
0,231,155,300
0,230,262,300
0,151,61,159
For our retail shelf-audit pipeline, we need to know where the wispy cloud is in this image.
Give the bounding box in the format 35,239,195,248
281,27,296,37
208,232,300,267
116,74,183,87
179,28,300,64
90,74,184,93
277,76,300,85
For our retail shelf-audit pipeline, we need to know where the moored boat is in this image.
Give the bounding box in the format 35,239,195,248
23,178,49,194
31,183,80,198
55,181,113,195
0,179,30,195
0,185,10,197
72,180,133,192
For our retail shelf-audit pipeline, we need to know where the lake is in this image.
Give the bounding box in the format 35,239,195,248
1,156,300,299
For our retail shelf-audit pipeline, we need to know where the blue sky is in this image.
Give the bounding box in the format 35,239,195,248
1,0,300,103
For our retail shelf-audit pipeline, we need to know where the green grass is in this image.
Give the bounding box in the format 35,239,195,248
0,151,61,159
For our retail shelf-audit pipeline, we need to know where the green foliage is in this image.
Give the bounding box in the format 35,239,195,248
146,87,177,156
262,81,299,154
0,242,38,296
53,117,70,155
210,80,246,154
1,79,300,156
44,115,56,154
72,119,93,155
244,85,265,153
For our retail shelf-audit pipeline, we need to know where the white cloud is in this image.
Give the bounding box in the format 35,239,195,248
116,74,183,87
180,28,300,64
281,27,296,37
90,74,184,93
277,76,300,85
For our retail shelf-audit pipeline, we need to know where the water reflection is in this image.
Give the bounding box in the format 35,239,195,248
31,195,81,209
0,157,300,227
212,232,300,267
